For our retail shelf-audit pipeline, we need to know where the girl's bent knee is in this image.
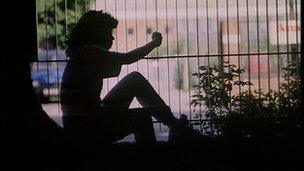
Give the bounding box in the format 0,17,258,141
128,71,144,79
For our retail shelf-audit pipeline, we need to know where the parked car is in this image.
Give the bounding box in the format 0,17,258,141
31,50,66,103
31,69,63,102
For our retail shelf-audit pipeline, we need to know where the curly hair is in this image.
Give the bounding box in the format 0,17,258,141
66,10,118,47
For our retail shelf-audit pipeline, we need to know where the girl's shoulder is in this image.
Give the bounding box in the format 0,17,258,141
83,44,107,52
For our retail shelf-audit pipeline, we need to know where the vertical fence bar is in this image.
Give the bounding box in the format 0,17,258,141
265,1,270,92
295,0,300,107
145,0,150,82
206,0,211,77
246,0,251,93
115,0,120,82
205,0,213,128
225,0,230,58
225,0,232,111
196,0,202,129
154,0,161,132
44,0,50,98
135,0,139,72
114,0,120,84
104,0,107,12
35,0,39,70
154,0,160,99
134,0,141,110
124,0,129,75
215,0,221,130
295,0,299,53
186,0,192,119
276,0,281,94
236,0,242,113
216,0,221,71
65,0,68,60
236,0,241,93
175,0,181,116
104,0,110,92
256,0,261,96
285,0,290,89
54,0,61,114
165,0,171,109
266,0,271,92
154,0,159,57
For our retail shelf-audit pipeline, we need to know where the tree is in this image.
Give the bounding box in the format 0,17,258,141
37,0,93,49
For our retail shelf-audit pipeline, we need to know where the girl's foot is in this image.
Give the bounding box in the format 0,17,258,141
168,114,211,143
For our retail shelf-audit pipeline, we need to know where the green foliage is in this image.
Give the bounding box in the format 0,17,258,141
191,61,251,111
37,0,93,49
191,59,301,139
191,60,252,135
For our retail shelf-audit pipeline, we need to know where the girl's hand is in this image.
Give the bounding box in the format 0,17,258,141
151,31,162,47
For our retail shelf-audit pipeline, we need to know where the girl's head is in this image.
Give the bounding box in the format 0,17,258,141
66,10,118,49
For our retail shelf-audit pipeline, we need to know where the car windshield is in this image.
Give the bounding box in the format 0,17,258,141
37,50,67,61
32,49,67,71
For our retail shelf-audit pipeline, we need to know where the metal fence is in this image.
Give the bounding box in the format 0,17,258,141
32,0,301,139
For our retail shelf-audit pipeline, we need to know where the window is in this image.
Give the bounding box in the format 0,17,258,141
165,26,170,34
146,28,152,34
127,28,133,35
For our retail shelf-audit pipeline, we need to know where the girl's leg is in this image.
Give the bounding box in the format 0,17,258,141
63,106,156,144
102,71,177,126
103,71,209,143
125,108,156,143
102,108,156,143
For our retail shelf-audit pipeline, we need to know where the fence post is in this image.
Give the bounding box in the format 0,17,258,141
289,0,298,63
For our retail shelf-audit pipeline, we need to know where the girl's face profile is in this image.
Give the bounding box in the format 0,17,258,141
102,30,115,50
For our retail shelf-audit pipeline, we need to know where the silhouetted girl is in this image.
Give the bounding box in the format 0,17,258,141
61,10,208,144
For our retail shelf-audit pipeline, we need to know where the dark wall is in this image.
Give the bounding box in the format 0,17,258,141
4,0,62,169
